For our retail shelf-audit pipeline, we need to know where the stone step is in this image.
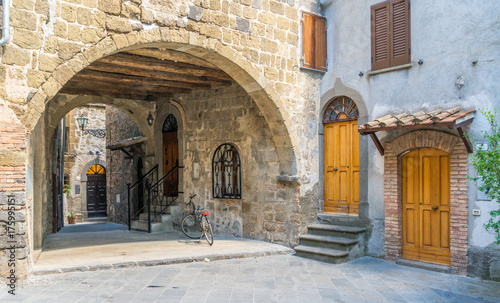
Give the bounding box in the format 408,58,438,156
294,245,349,264
307,224,367,239
139,213,171,222
299,234,358,251
317,214,370,228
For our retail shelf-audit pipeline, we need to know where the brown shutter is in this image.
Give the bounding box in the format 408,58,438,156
302,12,327,71
371,2,391,70
315,15,327,71
302,12,314,69
390,0,410,66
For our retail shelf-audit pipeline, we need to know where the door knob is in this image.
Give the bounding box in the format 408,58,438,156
333,168,338,171
432,206,438,211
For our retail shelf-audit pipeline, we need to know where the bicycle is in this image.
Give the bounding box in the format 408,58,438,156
181,194,214,246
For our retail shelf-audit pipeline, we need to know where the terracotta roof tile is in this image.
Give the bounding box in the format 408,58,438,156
359,107,476,133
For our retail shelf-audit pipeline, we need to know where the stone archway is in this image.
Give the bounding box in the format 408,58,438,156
383,130,468,275
23,28,297,176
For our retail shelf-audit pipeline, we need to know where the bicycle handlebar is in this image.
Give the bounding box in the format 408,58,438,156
186,194,197,205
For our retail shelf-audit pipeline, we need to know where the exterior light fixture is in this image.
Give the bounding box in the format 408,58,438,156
76,114,88,132
418,59,424,65
147,112,154,126
359,71,364,77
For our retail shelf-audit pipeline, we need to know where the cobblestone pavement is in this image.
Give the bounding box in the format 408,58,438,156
1,255,499,303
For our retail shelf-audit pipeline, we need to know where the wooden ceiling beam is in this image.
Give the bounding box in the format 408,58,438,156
73,70,212,90
87,63,233,86
64,80,191,95
125,48,218,69
59,87,168,101
99,53,233,80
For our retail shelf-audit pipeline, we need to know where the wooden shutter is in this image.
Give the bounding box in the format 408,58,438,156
371,0,410,71
302,12,327,71
390,0,410,66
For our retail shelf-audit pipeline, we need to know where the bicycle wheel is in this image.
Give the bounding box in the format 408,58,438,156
181,214,203,239
202,216,214,246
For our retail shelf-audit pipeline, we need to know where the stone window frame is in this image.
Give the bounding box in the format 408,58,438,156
383,130,468,274
212,143,242,200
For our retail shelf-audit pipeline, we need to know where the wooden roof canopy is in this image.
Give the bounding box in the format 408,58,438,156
358,107,476,155
60,48,234,100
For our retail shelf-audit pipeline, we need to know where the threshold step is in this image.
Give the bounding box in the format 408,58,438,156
294,245,349,257
300,234,358,245
308,224,366,233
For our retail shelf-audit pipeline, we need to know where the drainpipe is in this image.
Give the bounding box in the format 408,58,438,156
0,0,10,45
61,116,66,228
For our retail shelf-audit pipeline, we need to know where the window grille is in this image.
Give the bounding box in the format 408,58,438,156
213,144,241,199
162,114,178,133
323,96,359,123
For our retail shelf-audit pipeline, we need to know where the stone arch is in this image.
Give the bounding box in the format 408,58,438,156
383,129,468,274
80,159,106,182
25,28,296,175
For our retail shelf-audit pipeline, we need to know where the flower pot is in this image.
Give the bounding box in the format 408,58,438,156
68,216,77,224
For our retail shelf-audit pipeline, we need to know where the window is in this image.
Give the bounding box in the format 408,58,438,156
213,144,241,199
323,96,359,123
301,11,327,72
371,0,411,71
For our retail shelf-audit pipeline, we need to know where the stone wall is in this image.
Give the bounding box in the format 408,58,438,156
64,105,106,222
106,106,142,225
164,83,300,245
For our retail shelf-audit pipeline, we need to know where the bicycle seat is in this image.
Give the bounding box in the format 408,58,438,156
197,205,204,210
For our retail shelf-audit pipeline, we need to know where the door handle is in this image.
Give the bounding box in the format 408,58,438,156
333,168,338,171
432,206,438,211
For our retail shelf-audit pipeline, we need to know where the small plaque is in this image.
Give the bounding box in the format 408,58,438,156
75,185,80,194
475,143,489,151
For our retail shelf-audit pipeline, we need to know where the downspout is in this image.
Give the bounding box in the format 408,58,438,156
0,0,10,45
61,117,66,228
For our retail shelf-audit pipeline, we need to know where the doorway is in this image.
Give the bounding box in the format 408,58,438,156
402,148,451,266
323,97,360,215
162,114,179,196
86,164,107,218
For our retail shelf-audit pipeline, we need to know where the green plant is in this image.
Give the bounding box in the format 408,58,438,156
469,108,500,244
68,211,76,218
63,184,71,199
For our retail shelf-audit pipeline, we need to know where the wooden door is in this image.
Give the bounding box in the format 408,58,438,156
87,174,107,218
163,131,179,196
324,120,359,215
402,148,450,266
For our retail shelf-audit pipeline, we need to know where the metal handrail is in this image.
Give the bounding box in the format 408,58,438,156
127,165,158,230
146,165,184,232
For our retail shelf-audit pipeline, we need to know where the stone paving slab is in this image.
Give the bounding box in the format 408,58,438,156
1,255,499,302
33,223,293,274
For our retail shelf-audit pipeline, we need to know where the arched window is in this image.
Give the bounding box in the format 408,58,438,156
86,164,106,175
323,96,359,123
213,144,241,199
162,114,178,133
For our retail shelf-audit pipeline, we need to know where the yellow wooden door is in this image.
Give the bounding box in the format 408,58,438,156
402,148,450,266
324,120,359,215
163,131,179,196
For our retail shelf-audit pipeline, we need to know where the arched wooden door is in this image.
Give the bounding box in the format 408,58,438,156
323,97,360,215
402,148,451,265
162,114,179,196
86,164,107,218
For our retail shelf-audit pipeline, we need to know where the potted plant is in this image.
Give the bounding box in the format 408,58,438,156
67,211,77,224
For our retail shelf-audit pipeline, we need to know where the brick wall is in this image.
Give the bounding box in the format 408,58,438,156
384,130,468,274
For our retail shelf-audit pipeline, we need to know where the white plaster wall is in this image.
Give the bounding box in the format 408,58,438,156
320,0,500,251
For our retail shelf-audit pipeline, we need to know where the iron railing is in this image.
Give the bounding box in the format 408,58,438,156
127,165,158,230
146,165,184,233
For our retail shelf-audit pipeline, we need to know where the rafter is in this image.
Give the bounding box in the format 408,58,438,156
125,48,218,69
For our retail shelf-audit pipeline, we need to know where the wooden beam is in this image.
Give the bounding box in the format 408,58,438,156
98,53,233,80
125,48,218,69
87,63,233,86
369,133,385,156
73,70,212,90
64,80,192,94
59,87,170,101
457,126,473,153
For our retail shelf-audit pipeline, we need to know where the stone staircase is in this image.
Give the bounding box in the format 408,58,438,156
294,214,369,264
130,212,174,233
